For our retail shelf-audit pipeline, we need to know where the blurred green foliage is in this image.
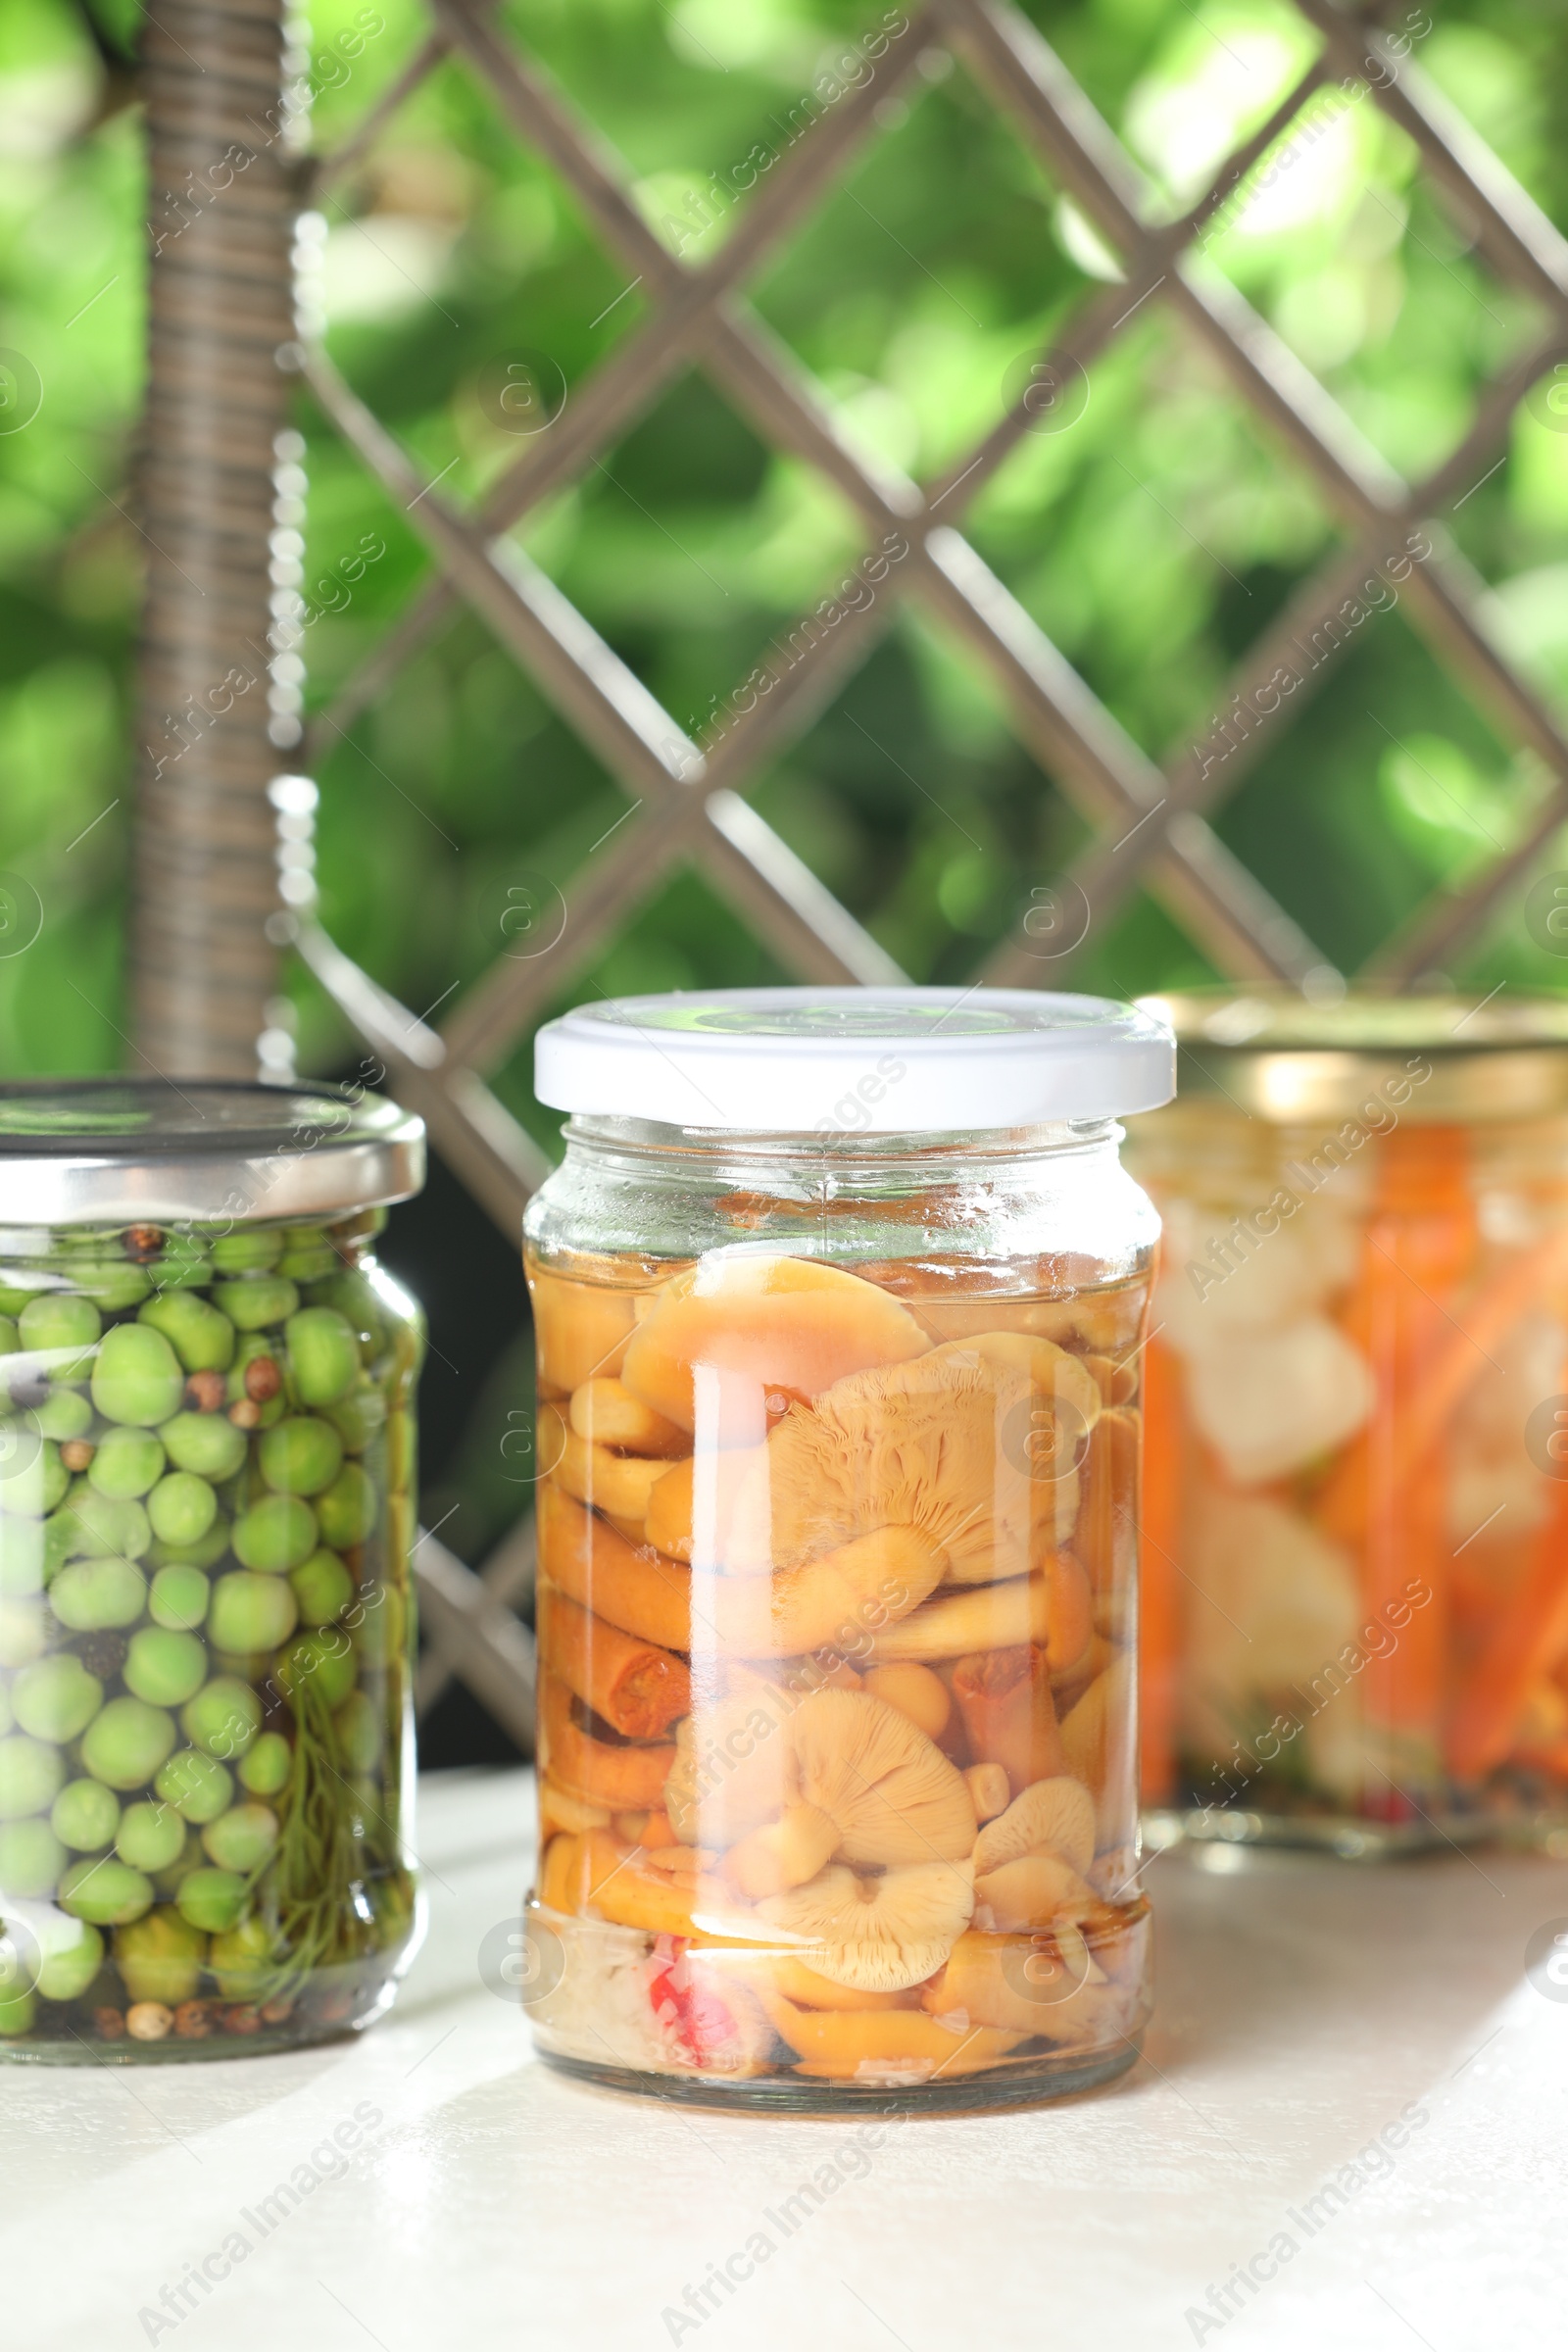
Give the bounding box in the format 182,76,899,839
2,0,1568,1145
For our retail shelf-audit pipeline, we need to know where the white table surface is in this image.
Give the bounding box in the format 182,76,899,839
3,1768,1565,2352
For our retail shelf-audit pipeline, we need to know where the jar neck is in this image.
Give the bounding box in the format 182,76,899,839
563,1115,1122,1190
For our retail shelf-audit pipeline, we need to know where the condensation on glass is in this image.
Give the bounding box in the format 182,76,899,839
0,1080,425,2061
1128,992,1568,1857
520,989,1170,2110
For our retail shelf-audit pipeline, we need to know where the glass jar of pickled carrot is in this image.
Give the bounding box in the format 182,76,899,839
520,988,1173,2109
1127,990,1568,1857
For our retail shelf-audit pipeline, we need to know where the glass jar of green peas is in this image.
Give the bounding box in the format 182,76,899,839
0,1079,425,2061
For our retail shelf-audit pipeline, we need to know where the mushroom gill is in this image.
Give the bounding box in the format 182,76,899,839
727,1332,1102,1585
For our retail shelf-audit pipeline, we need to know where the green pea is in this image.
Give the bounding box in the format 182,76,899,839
284,1307,360,1406
0,1427,50,1523
146,1520,231,1573
30,1387,92,1443
209,1913,276,2000
149,1249,211,1292
152,1826,205,1898
88,1427,166,1500
51,1776,121,1850
114,1907,206,2005
80,1696,177,1791
12,1653,102,1742
123,1628,208,1708
276,1235,337,1283
0,1511,44,1597
56,1484,151,1561
175,1866,247,1935
289,1546,353,1627
0,1998,35,2039
0,1816,66,1897
259,1415,343,1498
34,1916,103,2000
38,1442,68,1516
237,1731,291,1797
211,1229,282,1274
323,1387,387,1454
137,1289,235,1373
0,1733,64,1819
49,1557,147,1632
149,1564,210,1632
155,1748,233,1824
18,1293,101,1378
147,1470,217,1548
202,1801,278,1874
233,1494,317,1574
90,1322,184,1429
160,1410,248,1483
0,1597,47,1668
72,1260,152,1314
181,1676,261,1760
349,1581,403,1668
115,1799,187,1873
59,1853,154,1926
276,1629,357,1710
336,1689,382,1774
208,1569,298,1655
307,1270,382,1352
315,1463,376,1550
216,1277,299,1332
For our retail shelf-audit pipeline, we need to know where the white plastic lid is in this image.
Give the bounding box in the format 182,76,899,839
534,988,1175,1133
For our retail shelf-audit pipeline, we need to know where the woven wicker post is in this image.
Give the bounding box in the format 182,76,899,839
130,0,302,1078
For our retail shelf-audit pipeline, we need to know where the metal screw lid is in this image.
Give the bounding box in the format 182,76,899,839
0,1079,424,1225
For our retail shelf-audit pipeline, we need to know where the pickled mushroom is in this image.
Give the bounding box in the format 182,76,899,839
538,1675,675,1812
619,1254,929,1435
663,1685,976,1867
542,1402,675,1530
756,1857,975,1991
528,1271,639,1395
725,1333,1100,1585
568,1378,687,1458
643,1446,770,1566
758,1986,1021,2076
860,1661,951,1741
920,1926,1122,2038
710,1525,947,1660
864,1553,1091,1666
972,1850,1098,1933
951,1644,1064,1792
973,1775,1097,1878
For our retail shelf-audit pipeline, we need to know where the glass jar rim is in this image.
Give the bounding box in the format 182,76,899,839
0,1078,424,1223
1138,987,1568,1123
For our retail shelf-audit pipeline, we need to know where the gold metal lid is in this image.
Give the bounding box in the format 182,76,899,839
1134,989,1568,1124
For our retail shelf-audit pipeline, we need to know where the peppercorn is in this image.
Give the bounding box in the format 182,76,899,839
185,1370,226,1414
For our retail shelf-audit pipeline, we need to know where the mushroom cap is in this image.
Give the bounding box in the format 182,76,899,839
973,1851,1097,1933
663,1686,976,1866
728,1332,1100,1584
973,1775,1097,1877
757,1858,975,1991
620,1254,929,1435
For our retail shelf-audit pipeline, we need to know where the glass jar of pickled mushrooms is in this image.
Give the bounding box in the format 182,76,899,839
521,988,1173,2109
0,1079,425,2059
1128,991,1568,1856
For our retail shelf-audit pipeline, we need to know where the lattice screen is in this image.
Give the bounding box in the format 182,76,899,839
269,0,1568,1746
